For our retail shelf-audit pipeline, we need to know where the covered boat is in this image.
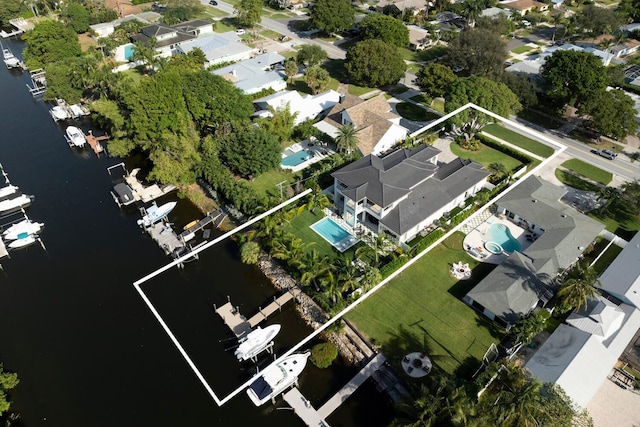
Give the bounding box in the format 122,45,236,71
2,46,20,69
65,126,86,147
246,352,310,406
3,219,44,240
235,324,281,361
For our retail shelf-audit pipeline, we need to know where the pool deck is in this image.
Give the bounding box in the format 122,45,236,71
281,139,335,173
310,216,359,253
462,215,532,265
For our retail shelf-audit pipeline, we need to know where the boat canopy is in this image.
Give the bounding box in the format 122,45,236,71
249,376,273,400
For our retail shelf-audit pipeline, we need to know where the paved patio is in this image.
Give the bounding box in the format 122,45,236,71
462,214,533,265
587,371,640,427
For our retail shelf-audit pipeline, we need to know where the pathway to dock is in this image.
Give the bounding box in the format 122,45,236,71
317,353,387,419
248,287,301,327
146,221,184,255
125,168,176,203
85,132,108,156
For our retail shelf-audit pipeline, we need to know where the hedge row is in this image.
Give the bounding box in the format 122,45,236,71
476,134,533,167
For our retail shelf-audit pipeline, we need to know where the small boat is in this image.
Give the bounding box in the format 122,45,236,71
8,234,37,249
137,201,177,227
69,103,90,118
50,105,70,121
2,45,20,69
235,324,281,361
246,352,310,406
66,126,86,147
0,184,19,201
3,219,44,240
0,194,32,213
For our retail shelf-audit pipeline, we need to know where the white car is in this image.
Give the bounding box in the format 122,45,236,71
235,29,246,35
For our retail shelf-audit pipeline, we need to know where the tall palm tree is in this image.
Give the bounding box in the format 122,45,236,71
300,249,335,291
335,122,360,155
298,185,331,215
557,265,601,312
335,255,360,294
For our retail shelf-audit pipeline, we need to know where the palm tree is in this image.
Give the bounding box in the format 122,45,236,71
557,263,601,312
298,185,331,215
240,241,261,264
300,249,335,291
596,186,620,214
335,122,360,155
335,255,360,294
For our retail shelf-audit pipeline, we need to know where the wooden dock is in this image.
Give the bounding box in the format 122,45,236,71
178,210,223,241
146,221,184,256
125,168,176,203
283,388,330,427
247,287,301,327
317,354,387,419
214,301,251,337
85,132,108,156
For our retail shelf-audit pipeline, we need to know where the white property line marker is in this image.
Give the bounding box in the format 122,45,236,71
134,189,311,406
134,104,569,408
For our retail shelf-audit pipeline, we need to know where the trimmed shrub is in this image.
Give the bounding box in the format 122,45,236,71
310,342,339,368
410,228,445,256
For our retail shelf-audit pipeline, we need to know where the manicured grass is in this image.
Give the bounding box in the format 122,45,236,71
417,45,448,62
243,169,300,198
482,124,555,158
592,243,623,274
202,8,228,19
260,29,280,39
346,233,503,377
511,45,534,54
348,84,376,96
554,169,600,192
214,20,235,33
561,159,612,185
450,141,522,172
396,102,440,121
431,98,445,113
589,210,640,241
411,94,432,106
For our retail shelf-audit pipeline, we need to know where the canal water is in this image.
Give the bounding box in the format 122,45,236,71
0,38,394,426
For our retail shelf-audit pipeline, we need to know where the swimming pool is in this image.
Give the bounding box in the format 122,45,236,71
486,223,521,253
281,149,313,168
310,217,358,252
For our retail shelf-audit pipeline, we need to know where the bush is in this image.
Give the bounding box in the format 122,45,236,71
380,255,411,278
410,228,445,256
456,136,480,151
310,342,339,368
476,134,533,165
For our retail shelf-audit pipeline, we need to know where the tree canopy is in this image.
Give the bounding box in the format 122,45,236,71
541,50,608,110
63,3,91,33
576,4,620,35
414,63,457,97
345,39,406,87
219,125,282,177
234,0,262,27
447,28,507,79
296,44,327,68
310,0,355,35
0,0,23,28
585,89,636,140
23,20,82,69
359,13,410,48
445,76,521,125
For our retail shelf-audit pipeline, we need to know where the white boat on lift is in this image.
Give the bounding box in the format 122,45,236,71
235,324,281,361
69,103,90,118
8,234,37,249
137,201,177,228
2,45,20,69
65,126,86,147
246,352,310,406
0,184,19,201
0,194,32,214
3,219,44,240
51,105,70,121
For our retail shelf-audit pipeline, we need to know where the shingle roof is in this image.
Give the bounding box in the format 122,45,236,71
131,23,196,48
172,19,213,34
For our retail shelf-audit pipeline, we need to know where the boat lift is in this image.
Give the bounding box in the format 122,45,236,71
26,69,47,97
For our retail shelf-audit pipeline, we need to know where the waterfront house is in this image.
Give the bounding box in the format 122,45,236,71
253,90,341,126
212,52,287,95
500,0,549,16
330,144,489,244
314,94,408,156
89,12,161,38
463,176,604,328
131,22,198,57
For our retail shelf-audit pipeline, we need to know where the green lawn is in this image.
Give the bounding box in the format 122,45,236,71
410,94,432,106
450,141,522,172
592,243,623,274
431,98,445,113
214,20,235,33
511,45,534,54
396,102,440,121
260,29,280,39
482,124,555,158
346,233,503,377
554,169,600,192
243,169,300,198
348,85,376,97
407,63,421,73
589,210,640,240
561,159,612,185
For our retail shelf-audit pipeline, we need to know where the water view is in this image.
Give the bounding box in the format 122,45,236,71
0,38,393,427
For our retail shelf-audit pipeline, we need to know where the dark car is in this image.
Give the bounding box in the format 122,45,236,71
209,0,218,5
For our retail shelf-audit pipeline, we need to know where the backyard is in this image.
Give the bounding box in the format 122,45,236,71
346,233,503,378
449,141,523,172
482,124,555,158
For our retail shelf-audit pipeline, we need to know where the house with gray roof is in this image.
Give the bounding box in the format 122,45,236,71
177,32,255,68
599,231,640,308
331,145,489,244
131,22,198,57
212,52,287,94
464,176,604,328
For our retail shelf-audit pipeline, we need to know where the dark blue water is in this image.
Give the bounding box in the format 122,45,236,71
0,38,393,427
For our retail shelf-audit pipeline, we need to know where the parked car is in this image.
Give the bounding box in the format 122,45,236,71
209,0,217,4
591,149,617,160
235,29,246,35
279,35,290,42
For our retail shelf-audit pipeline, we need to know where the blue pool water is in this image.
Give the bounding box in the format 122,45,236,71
487,223,521,253
281,149,313,167
310,217,358,252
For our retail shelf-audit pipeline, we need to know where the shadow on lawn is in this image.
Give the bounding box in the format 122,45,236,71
448,262,497,299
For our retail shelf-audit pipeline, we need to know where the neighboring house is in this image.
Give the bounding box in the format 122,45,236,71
429,12,466,32
464,176,604,328
177,32,256,68
131,22,198,57
574,34,638,59
407,25,431,51
480,7,512,18
330,144,489,244
625,64,640,87
375,0,427,15
314,94,408,156
253,89,341,126
506,44,610,80
500,0,549,16
89,12,161,38
599,231,640,308
620,22,640,35
525,297,640,409
172,19,214,37
611,38,640,58
212,52,287,94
